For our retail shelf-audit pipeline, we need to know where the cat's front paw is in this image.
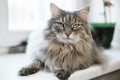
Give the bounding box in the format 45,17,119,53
55,70,70,80
18,67,39,76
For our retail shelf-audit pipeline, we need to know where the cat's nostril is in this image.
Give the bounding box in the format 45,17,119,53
65,32,71,38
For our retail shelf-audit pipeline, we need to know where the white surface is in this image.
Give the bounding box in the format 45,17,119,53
0,50,120,80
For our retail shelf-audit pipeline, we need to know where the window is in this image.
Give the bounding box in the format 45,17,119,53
89,0,118,23
8,0,117,30
8,0,77,31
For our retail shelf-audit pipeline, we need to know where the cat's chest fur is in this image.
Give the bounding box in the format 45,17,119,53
38,41,92,72
39,42,75,62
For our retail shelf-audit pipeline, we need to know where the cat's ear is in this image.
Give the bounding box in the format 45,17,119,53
50,3,62,18
76,7,90,21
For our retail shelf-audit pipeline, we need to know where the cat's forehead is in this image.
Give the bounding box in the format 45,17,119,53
55,13,81,23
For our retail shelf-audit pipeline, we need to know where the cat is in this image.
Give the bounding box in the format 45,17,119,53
18,3,105,80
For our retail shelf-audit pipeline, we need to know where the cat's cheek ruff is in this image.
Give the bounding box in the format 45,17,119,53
68,34,81,43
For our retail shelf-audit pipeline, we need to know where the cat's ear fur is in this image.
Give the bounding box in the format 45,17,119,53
50,3,62,18
76,7,90,21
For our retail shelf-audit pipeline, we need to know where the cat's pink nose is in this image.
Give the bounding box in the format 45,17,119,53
65,31,71,38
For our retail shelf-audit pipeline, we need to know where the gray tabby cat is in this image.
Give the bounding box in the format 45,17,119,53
19,3,105,80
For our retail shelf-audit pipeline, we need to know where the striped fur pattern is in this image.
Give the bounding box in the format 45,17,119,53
19,3,105,80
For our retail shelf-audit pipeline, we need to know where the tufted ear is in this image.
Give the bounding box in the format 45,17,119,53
50,3,62,18
76,7,90,21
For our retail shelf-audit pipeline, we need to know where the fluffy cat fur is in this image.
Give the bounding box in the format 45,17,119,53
19,3,105,80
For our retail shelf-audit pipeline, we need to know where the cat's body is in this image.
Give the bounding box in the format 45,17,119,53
19,3,105,80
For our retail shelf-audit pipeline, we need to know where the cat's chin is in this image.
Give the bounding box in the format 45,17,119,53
57,38,75,44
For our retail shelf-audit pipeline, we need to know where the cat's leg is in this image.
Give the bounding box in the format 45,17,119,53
18,59,42,76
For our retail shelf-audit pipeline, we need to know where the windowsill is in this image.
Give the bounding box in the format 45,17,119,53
0,49,120,80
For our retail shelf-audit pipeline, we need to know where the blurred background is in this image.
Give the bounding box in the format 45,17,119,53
0,0,120,55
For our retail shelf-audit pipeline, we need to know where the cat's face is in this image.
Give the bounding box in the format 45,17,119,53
52,14,85,43
45,3,91,44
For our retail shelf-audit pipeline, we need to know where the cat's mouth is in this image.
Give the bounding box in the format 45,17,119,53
62,37,73,40
58,37,75,43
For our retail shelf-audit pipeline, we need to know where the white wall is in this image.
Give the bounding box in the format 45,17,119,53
0,0,29,54
111,0,120,49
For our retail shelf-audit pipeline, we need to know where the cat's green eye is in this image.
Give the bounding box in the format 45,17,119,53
72,23,82,30
55,22,64,28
